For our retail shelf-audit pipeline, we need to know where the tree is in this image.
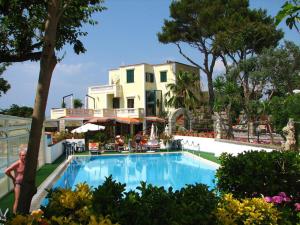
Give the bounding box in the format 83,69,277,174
276,0,300,32
164,71,201,111
213,76,242,139
0,63,10,96
0,0,105,213
258,41,300,99
73,98,83,108
158,0,282,111
0,104,33,118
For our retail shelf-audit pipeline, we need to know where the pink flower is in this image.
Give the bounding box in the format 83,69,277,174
264,196,273,203
295,203,300,212
283,196,291,202
278,192,287,198
272,196,283,204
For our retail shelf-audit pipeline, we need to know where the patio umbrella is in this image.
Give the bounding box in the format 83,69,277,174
150,123,156,141
71,123,105,133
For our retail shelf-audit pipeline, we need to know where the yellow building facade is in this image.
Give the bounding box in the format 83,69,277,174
87,61,199,121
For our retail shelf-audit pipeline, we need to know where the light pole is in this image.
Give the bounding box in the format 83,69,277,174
62,94,73,108
85,94,96,109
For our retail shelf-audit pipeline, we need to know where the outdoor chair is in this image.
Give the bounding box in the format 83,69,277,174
88,142,100,155
76,141,85,152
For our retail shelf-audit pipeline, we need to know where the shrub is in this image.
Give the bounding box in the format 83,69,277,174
41,176,217,225
42,183,93,223
216,151,300,199
216,194,280,225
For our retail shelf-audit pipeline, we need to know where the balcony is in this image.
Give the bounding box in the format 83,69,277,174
88,84,122,97
50,108,94,119
94,108,145,118
51,108,145,119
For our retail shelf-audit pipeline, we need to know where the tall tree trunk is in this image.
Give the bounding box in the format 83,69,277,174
207,72,215,113
17,0,59,214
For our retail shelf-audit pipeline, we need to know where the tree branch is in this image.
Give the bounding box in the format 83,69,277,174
175,43,204,71
0,52,42,63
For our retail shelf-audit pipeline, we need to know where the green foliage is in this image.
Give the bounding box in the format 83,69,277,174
268,95,300,132
0,1,106,63
164,71,201,111
0,104,33,117
259,41,300,98
43,176,217,225
213,76,242,119
276,0,300,32
43,183,93,223
216,151,300,200
216,194,280,225
88,131,109,144
92,176,126,218
0,63,10,97
73,98,83,108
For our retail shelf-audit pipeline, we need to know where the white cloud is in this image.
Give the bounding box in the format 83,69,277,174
213,59,226,76
55,62,96,76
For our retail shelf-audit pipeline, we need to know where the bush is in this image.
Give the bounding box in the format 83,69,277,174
216,194,280,224
216,151,300,200
92,177,218,225
42,183,93,223
41,176,217,225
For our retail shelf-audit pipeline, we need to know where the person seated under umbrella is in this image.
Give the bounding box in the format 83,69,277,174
115,135,125,152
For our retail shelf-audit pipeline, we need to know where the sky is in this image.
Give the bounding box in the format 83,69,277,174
1,0,299,117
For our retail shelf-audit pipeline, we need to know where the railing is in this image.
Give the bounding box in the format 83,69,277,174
51,108,145,119
88,84,122,97
50,108,94,119
115,108,144,118
0,115,31,198
66,109,94,117
94,108,116,117
94,108,144,118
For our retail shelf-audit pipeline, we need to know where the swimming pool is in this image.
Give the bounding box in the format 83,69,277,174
53,152,218,191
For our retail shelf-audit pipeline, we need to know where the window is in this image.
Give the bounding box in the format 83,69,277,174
160,71,167,82
145,72,154,83
113,98,120,109
127,98,134,108
126,69,134,83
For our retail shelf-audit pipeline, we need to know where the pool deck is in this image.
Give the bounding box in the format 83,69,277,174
30,151,218,211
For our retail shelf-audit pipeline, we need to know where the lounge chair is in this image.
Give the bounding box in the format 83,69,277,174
88,142,101,155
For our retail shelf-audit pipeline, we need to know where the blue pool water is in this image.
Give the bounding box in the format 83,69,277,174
52,153,218,191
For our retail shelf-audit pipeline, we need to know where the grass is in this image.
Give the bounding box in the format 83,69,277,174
0,155,65,212
186,149,220,164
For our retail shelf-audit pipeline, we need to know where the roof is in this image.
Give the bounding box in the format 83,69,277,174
109,61,199,71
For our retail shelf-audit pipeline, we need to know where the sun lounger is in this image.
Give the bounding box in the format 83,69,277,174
88,142,101,155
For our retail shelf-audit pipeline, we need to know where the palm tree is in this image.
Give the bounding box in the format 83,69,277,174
164,71,201,111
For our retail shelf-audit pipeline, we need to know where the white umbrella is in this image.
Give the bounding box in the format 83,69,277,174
150,123,156,141
71,123,105,133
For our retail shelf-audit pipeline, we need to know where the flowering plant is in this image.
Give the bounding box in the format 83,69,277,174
264,192,300,223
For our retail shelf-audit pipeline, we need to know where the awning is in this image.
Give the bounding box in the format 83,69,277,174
145,116,165,123
88,117,116,123
115,117,142,125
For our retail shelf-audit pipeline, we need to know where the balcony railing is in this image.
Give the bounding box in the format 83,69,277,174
50,108,94,119
88,84,122,97
94,108,116,117
94,108,145,118
115,108,144,118
51,108,145,119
